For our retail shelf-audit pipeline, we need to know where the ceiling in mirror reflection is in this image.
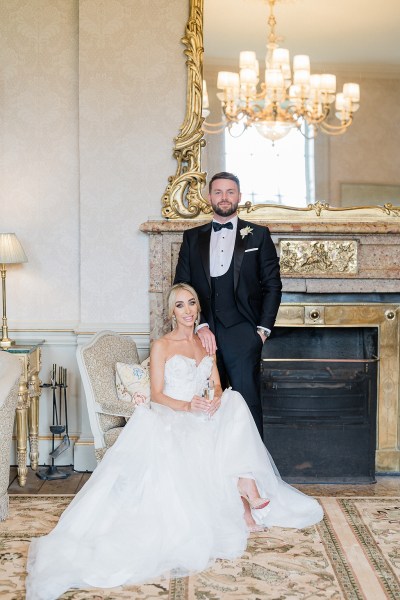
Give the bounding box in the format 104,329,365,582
204,0,400,68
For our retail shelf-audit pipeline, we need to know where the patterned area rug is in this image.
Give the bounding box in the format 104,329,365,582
0,495,399,599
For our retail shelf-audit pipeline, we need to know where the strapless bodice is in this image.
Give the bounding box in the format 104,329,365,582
163,354,213,402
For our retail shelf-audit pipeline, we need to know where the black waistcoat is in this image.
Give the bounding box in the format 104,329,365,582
211,259,244,328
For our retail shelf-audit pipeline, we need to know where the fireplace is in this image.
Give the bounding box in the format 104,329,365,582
261,327,378,483
140,218,400,475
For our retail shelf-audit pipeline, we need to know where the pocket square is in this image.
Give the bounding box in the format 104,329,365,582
245,247,258,253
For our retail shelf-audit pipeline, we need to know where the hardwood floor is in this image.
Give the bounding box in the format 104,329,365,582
8,466,91,495
9,466,399,497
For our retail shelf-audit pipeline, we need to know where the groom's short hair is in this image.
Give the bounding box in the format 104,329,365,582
209,172,240,193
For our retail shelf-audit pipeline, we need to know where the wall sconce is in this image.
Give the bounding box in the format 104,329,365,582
0,233,28,349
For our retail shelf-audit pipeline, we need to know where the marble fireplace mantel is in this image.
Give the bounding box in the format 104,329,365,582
140,218,400,472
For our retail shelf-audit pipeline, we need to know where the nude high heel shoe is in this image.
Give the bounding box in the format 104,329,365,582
239,489,270,510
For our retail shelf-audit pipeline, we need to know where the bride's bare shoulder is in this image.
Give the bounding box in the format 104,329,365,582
151,336,173,357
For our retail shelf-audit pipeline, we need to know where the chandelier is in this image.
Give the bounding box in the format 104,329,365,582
203,0,360,141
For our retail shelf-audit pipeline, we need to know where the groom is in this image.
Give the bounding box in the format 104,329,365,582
174,172,282,436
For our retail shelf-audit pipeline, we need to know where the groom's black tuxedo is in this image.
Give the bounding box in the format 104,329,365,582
174,218,282,436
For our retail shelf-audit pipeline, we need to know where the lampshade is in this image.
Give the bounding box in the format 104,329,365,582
0,233,28,264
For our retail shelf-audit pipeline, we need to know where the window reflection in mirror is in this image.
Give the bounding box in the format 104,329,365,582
224,126,314,207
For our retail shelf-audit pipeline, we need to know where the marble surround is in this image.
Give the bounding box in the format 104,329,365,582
141,218,400,473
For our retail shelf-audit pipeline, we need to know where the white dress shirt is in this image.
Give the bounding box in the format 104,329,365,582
197,215,270,337
210,216,237,277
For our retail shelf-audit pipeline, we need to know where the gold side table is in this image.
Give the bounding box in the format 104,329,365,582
5,341,44,486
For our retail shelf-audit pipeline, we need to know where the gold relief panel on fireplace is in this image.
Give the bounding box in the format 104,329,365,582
280,240,358,275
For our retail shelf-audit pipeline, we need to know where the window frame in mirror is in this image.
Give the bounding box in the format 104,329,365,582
161,0,400,222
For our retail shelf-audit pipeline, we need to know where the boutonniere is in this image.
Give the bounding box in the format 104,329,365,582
240,226,253,239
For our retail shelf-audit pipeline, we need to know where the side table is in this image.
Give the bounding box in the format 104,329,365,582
6,341,44,486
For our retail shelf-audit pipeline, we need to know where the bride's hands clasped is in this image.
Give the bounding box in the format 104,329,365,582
189,394,222,416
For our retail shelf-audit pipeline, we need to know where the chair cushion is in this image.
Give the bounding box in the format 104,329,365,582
115,357,150,406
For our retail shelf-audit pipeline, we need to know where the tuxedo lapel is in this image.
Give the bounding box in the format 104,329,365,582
233,219,246,291
199,223,212,288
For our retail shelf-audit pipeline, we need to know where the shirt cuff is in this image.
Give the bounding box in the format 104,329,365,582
257,326,271,337
195,323,209,334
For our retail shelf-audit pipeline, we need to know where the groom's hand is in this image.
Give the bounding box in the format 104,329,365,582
197,326,217,355
257,330,267,344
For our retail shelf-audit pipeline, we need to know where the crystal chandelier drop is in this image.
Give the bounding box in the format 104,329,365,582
203,0,360,141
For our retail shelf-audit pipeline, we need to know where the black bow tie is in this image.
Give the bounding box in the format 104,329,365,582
212,221,233,232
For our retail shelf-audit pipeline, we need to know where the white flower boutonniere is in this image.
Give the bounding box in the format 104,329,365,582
240,226,253,239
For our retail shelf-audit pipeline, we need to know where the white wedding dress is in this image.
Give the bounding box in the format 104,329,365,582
26,355,323,600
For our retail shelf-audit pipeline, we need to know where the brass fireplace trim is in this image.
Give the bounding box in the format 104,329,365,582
276,303,400,472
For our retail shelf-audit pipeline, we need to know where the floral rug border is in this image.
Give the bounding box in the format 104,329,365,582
340,498,400,599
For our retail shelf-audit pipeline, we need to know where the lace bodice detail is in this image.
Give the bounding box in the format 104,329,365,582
163,354,213,402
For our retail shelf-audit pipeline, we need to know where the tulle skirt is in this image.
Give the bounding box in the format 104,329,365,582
26,390,323,600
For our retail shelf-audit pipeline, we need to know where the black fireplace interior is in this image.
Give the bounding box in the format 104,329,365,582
261,327,378,483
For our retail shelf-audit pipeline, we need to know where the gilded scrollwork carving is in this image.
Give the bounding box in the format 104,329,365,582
280,240,357,274
162,0,211,219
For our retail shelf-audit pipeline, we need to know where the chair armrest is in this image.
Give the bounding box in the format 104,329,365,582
94,399,136,418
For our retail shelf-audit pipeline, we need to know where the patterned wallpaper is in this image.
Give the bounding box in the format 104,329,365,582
0,0,80,323
0,0,187,327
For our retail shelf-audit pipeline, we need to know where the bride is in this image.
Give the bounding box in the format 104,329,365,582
26,283,323,600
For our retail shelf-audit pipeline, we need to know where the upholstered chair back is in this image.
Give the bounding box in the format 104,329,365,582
0,351,21,521
77,331,140,463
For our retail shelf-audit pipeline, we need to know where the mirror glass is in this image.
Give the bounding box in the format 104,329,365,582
203,0,400,209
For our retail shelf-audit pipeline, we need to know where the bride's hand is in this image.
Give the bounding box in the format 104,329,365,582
207,395,221,416
189,394,210,413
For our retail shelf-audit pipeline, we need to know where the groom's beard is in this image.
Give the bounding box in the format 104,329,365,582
212,201,239,217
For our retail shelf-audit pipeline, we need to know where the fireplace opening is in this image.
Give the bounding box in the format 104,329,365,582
261,327,378,483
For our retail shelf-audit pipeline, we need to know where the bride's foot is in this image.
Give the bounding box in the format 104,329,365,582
248,523,267,533
238,478,270,510
239,490,270,510
242,496,268,533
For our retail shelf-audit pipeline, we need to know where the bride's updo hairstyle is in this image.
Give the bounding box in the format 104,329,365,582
167,283,201,322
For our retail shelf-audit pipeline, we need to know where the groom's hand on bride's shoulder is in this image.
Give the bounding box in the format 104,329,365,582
197,326,217,355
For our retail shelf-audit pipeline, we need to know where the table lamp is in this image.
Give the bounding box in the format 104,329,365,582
0,233,28,348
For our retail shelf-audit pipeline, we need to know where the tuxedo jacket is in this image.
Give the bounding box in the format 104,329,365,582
174,218,282,332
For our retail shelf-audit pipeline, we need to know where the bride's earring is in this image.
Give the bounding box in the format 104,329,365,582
194,314,199,328
172,315,177,329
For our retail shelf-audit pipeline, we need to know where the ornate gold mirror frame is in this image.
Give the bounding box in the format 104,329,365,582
161,0,400,222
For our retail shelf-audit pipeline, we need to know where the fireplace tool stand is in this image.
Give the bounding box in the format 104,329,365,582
37,364,71,481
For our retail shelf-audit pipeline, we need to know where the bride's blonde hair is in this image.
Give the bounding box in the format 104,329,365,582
167,283,201,321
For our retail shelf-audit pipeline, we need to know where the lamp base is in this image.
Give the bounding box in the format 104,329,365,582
0,338,15,349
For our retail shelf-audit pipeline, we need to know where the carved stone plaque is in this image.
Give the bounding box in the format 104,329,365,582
280,240,358,275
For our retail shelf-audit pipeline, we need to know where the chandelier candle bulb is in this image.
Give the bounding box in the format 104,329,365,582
343,83,360,102
239,51,257,69
335,93,345,110
240,67,258,85
310,75,321,90
293,54,310,71
272,47,290,66
217,71,236,89
265,69,284,89
293,69,310,86
321,74,336,93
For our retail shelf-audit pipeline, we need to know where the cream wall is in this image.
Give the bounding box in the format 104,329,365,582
1,0,187,470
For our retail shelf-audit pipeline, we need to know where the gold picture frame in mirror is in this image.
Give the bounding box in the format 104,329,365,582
161,0,400,222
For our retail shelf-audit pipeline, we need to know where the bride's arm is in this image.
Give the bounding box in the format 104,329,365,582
150,340,209,413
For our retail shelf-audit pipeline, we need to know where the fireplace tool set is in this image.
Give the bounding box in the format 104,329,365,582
37,364,71,480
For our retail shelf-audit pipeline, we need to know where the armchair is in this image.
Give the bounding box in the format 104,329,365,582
76,330,141,463
0,351,21,520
